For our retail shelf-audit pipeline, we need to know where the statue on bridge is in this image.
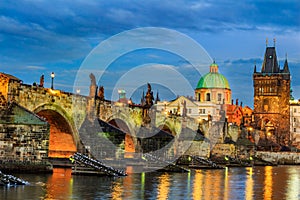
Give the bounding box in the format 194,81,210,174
39,74,44,87
145,83,154,107
143,83,154,125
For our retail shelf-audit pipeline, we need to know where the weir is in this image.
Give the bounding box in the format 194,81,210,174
71,152,127,176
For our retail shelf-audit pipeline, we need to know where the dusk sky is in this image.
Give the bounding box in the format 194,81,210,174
0,1,299,107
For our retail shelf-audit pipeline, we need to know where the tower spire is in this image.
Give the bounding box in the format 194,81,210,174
283,53,290,73
266,38,268,47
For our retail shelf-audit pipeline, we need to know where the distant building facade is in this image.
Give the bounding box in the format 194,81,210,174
156,62,252,125
253,45,290,145
290,100,300,148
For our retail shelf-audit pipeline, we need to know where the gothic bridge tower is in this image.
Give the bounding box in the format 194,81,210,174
253,43,290,145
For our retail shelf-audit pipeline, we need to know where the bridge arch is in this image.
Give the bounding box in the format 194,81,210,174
33,103,79,158
107,118,136,158
156,119,180,135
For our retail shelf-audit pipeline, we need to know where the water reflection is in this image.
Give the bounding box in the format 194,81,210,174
286,167,300,199
2,166,300,200
157,173,171,199
224,167,229,200
193,170,203,199
264,166,273,200
245,167,254,200
44,168,73,200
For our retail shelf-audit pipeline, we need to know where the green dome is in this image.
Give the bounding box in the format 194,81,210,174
196,63,230,89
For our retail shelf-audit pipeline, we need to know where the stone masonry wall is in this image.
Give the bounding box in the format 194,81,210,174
0,123,49,161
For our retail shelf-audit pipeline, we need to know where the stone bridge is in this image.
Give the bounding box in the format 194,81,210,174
0,73,199,159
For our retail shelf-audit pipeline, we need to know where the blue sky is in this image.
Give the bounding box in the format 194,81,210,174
0,0,299,107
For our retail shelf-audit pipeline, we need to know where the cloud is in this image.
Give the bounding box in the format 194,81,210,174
0,0,299,106
26,66,46,70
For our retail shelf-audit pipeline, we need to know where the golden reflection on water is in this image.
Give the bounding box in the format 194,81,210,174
192,169,224,200
223,167,229,200
193,170,203,199
157,173,171,200
44,168,73,200
286,167,300,199
264,166,273,200
245,167,254,200
111,181,123,200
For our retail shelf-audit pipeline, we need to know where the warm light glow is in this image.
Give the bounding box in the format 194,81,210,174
48,88,61,95
111,181,123,200
76,89,80,94
245,167,254,200
157,173,170,200
44,168,72,199
267,132,272,137
193,170,203,200
286,167,300,199
51,72,55,78
224,167,229,200
264,166,273,200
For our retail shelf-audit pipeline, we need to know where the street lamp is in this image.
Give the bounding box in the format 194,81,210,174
51,72,55,89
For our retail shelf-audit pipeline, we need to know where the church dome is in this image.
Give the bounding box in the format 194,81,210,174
196,62,230,89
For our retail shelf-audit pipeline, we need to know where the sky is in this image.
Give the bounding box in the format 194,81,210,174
0,0,300,107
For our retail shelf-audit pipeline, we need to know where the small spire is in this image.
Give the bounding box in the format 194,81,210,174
283,55,290,73
273,38,276,47
266,38,268,47
155,90,160,104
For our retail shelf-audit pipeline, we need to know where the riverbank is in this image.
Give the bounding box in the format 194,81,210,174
256,151,300,165
0,160,53,173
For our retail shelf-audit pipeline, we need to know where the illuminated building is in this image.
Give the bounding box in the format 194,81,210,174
289,99,300,148
253,42,290,145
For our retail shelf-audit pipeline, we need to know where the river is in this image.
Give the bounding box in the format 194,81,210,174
1,165,300,200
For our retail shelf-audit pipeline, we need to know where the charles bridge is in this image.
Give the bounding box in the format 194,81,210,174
0,72,201,161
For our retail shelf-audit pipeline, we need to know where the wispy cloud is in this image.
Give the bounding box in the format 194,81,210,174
26,66,46,70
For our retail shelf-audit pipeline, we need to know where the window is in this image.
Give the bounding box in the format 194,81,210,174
294,108,297,113
294,128,296,132
206,93,211,101
294,118,297,122
199,109,206,114
218,93,222,101
188,109,192,114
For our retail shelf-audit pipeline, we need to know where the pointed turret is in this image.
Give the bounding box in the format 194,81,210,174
283,58,290,73
254,64,257,73
261,47,279,73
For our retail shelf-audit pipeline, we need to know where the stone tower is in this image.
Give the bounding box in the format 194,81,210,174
253,44,290,145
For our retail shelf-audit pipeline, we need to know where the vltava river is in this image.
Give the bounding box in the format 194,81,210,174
1,165,300,200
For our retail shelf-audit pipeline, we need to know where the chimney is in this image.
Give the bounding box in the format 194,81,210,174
236,99,238,106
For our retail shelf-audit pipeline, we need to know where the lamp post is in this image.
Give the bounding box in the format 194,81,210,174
51,72,55,89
